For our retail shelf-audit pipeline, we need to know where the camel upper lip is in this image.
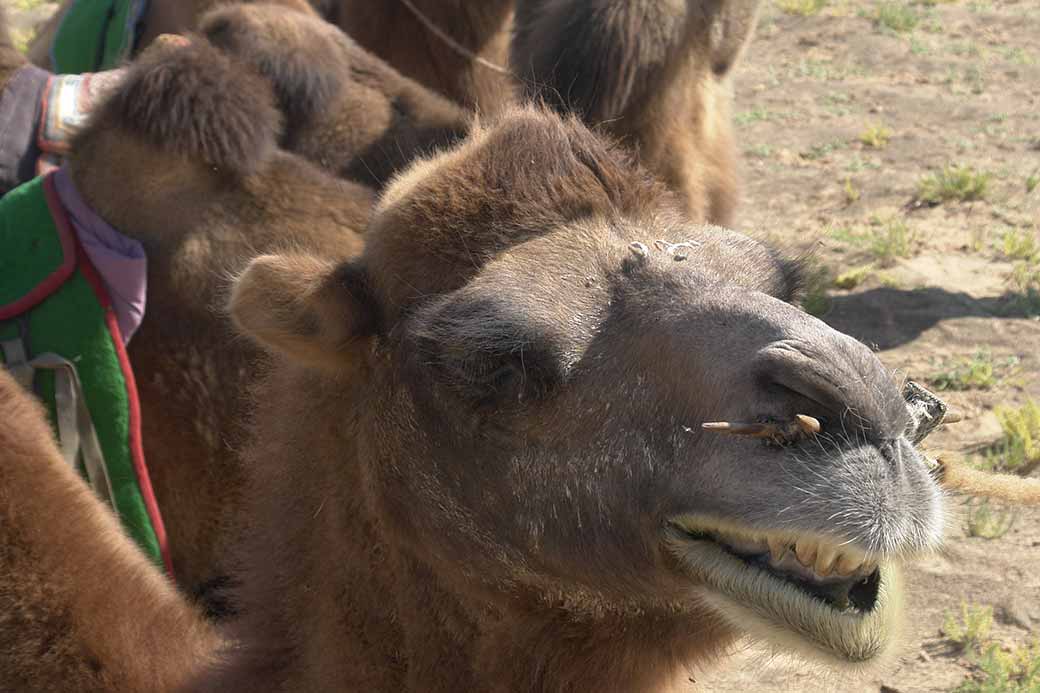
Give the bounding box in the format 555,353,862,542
670,517,879,579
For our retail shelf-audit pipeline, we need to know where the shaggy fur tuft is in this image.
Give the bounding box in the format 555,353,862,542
513,0,759,123
200,4,342,142
95,38,281,177
511,0,689,123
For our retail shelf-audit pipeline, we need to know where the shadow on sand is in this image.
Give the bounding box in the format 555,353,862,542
821,286,1040,351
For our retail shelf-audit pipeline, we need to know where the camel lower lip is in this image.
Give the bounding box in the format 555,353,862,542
666,526,902,664
676,528,881,613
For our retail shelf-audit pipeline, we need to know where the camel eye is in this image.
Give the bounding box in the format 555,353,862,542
407,297,565,412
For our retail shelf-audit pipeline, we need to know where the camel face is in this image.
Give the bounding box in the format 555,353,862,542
379,229,940,666
232,107,943,671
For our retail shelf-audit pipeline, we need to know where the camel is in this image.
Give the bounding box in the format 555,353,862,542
511,0,761,223
4,0,764,610
24,0,759,220
0,367,219,692
1,32,956,689
8,1,470,193
196,3,470,189
63,31,373,606
0,3,476,608
26,0,513,114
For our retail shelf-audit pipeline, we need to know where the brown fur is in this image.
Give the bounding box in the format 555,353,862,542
197,106,806,690
324,0,515,114
1,98,951,689
25,0,754,220
3,4,772,680
194,108,942,690
104,38,281,177
67,36,372,606
199,3,470,188
72,3,758,616
0,370,219,691
25,0,315,70
511,0,761,223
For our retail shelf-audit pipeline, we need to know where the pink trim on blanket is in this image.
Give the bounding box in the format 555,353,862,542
46,174,176,582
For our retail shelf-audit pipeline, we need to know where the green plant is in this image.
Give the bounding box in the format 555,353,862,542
833,264,873,289
957,639,1040,692
800,262,833,316
777,0,828,15
928,350,1016,391
1001,228,1040,262
859,123,892,148
801,139,846,160
970,227,990,253
1005,260,1040,317
827,220,917,267
735,106,784,126
869,219,917,266
964,499,1017,539
843,176,861,204
1003,47,1037,66
990,401,1040,475
944,603,994,654
918,165,992,204
909,36,931,54
1026,171,1039,194
747,144,774,158
876,2,919,32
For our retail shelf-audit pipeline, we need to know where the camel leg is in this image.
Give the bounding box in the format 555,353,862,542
0,369,221,692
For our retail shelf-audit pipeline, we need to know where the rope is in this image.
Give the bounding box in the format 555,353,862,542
936,457,1040,505
398,0,514,77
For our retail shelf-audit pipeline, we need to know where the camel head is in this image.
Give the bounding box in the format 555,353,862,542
230,106,944,668
197,1,470,187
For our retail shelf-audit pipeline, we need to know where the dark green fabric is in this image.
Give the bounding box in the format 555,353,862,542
0,176,161,566
52,0,146,73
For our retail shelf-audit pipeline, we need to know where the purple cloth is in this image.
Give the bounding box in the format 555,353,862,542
53,167,147,343
0,64,48,195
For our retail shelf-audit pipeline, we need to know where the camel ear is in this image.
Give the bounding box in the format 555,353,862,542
230,254,376,370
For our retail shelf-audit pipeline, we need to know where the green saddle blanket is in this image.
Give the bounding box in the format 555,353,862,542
0,174,170,575
51,0,149,74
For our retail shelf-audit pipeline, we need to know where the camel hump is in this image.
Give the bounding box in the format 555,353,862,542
512,0,760,122
95,37,282,177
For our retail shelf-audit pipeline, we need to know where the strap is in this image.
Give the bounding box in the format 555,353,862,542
0,339,34,391
1,344,116,510
29,353,116,509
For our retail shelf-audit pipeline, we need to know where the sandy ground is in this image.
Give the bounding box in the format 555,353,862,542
7,0,1039,691
702,0,1040,690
